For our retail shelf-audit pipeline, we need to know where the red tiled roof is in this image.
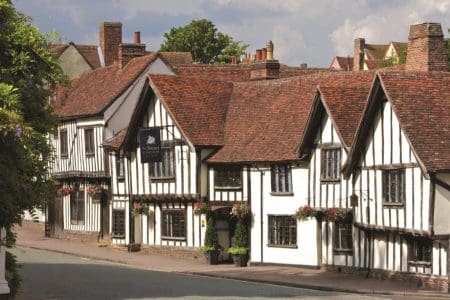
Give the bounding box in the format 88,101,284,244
209,71,373,164
365,44,389,60
159,52,193,65
379,72,450,171
172,64,251,82
50,43,101,69
332,56,354,71
55,53,158,119
148,74,234,146
345,72,450,174
103,128,127,150
317,84,372,148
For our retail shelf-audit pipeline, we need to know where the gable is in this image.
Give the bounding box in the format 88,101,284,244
58,44,93,79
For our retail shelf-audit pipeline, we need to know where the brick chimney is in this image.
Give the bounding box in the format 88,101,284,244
250,41,280,80
353,38,365,71
118,44,146,68
405,22,448,72
99,22,122,66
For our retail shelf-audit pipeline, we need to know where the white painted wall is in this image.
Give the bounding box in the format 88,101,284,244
250,166,318,266
0,228,9,296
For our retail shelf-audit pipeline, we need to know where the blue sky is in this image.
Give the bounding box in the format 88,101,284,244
13,0,450,67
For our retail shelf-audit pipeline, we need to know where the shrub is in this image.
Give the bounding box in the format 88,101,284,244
5,251,21,297
228,218,248,255
201,216,221,253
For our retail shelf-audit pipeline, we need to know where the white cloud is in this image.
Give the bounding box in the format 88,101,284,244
111,0,204,20
330,0,450,56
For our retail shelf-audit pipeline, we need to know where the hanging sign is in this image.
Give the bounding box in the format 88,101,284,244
139,127,162,163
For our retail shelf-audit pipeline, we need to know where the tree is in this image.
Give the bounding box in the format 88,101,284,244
447,29,450,70
202,216,220,251
160,19,248,64
0,0,66,243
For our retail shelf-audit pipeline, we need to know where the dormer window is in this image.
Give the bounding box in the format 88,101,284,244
214,166,242,189
84,128,95,156
321,148,341,182
59,129,68,158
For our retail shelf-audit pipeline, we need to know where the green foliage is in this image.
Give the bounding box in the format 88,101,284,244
201,216,221,252
228,247,248,255
160,19,247,64
46,28,66,44
0,0,67,243
232,218,248,248
378,47,407,68
5,251,21,297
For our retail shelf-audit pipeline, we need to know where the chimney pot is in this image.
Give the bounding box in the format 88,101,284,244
261,48,267,60
255,49,262,61
134,31,141,44
266,41,274,60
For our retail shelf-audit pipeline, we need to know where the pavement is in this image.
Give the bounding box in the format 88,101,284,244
13,223,450,299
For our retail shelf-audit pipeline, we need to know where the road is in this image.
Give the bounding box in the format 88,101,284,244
10,247,418,300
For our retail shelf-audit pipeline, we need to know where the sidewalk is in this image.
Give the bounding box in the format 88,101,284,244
14,224,450,299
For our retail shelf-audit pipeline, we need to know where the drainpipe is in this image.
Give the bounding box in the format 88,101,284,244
256,167,265,264
126,153,134,247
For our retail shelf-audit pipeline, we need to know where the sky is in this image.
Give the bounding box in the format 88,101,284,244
13,0,450,67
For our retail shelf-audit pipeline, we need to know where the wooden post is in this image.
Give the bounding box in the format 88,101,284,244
447,236,450,293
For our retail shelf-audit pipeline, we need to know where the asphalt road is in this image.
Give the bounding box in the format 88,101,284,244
10,247,409,300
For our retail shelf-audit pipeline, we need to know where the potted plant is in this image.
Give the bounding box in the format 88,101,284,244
324,207,351,222
131,201,149,216
230,202,250,220
57,186,73,196
228,218,249,267
200,216,222,265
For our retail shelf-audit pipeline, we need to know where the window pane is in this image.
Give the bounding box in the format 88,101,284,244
162,210,186,238
268,215,297,246
271,165,292,193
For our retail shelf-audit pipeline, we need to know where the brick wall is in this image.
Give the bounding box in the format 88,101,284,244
118,43,146,68
326,265,449,292
250,60,280,80
405,22,448,72
99,22,122,66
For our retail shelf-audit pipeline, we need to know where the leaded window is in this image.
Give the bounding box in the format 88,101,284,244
383,169,405,204
271,165,292,193
408,238,432,263
268,215,297,247
214,166,242,189
112,210,125,238
60,129,68,157
334,221,353,253
84,128,95,156
161,210,186,239
70,188,85,224
149,147,174,178
321,148,341,181
116,154,125,180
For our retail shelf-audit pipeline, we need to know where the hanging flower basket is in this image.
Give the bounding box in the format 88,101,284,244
57,186,73,196
323,207,351,222
87,185,104,196
193,200,210,215
230,202,250,219
294,205,316,221
132,201,149,216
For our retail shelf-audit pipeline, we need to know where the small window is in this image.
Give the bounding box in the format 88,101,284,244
60,129,68,157
70,188,85,224
161,210,186,239
112,210,125,238
383,169,405,204
408,237,432,263
334,221,353,253
321,148,341,181
214,166,242,189
271,165,292,193
116,154,125,180
268,215,297,247
149,147,174,179
85,128,95,156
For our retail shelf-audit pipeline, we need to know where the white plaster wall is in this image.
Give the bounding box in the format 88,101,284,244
250,166,318,266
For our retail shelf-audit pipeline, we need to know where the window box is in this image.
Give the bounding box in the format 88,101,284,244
270,192,294,197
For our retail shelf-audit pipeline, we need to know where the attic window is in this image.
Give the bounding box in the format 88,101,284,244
271,164,292,194
321,148,341,182
382,169,405,205
84,128,95,156
149,147,174,179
